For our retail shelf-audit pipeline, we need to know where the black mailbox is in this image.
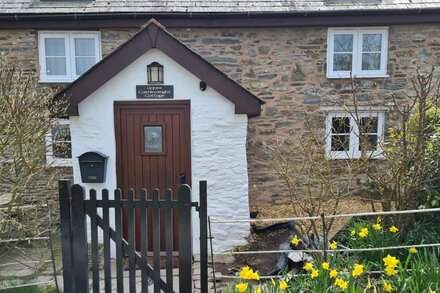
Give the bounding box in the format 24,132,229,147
78,152,108,183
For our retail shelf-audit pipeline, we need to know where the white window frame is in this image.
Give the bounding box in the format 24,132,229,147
327,27,389,78
38,31,101,83
45,119,72,167
325,111,386,159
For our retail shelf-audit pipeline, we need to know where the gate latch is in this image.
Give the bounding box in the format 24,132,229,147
191,201,199,212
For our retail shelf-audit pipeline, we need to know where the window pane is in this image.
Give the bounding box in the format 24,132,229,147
334,34,353,52
362,53,381,71
46,57,66,75
52,125,71,159
144,126,163,153
75,38,95,57
332,117,350,134
331,135,350,151
333,53,352,71
75,57,95,75
45,38,65,56
359,134,378,151
362,34,382,52
360,117,378,133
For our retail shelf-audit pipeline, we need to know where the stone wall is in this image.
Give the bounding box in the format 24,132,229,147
1,24,439,209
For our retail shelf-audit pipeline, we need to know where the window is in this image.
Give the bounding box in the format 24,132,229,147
38,32,101,82
326,111,385,159
327,28,388,78
45,119,72,166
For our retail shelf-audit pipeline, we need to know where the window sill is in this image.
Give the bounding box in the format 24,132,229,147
46,159,73,168
327,152,384,160
327,74,390,79
39,79,74,84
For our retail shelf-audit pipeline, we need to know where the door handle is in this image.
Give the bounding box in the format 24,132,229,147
177,173,186,185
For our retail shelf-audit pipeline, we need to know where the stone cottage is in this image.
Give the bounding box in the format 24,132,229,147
0,0,439,252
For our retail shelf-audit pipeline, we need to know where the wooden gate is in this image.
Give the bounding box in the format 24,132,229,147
58,180,209,293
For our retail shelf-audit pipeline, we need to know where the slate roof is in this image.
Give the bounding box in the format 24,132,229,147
1,0,439,14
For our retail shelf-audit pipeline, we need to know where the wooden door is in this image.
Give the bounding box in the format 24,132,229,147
114,100,191,251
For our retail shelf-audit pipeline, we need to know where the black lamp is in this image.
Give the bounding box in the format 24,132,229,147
147,62,164,84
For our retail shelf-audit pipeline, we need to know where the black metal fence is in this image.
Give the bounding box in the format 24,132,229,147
58,180,208,293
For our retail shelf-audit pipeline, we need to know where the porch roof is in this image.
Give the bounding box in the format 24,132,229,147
54,19,264,117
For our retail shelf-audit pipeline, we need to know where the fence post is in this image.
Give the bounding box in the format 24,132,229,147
70,184,88,292
178,184,193,292
58,180,73,293
199,181,208,292
321,213,328,262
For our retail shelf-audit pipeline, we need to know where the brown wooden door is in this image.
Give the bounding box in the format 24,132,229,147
114,100,191,251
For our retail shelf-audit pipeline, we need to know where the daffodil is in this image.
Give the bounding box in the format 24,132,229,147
291,235,300,246
303,262,314,271
383,255,399,268
322,262,330,270
254,286,262,293
351,229,356,236
383,279,393,292
367,278,372,289
311,269,319,279
372,223,382,231
409,247,417,254
334,278,348,289
376,216,382,223
330,269,338,278
279,279,288,290
271,278,276,286
236,282,248,293
389,226,399,233
352,264,364,277
238,266,260,280
359,227,369,238
385,266,398,276
330,241,338,250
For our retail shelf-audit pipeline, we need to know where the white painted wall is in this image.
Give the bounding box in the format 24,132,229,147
70,49,250,252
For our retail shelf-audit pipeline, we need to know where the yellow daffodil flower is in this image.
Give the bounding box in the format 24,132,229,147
271,278,276,286
383,280,393,292
238,266,260,280
322,262,330,270
334,278,348,289
236,282,248,293
351,229,356,236
279,280,288,290
383,255,400,268
330,241,338,250
372,223,382,231
385,266,398,276
376,216,382,223
311,269,319,279
352,264,364,277
303,262,314,271
330,269,338,278
389,226,399,233
291,235,300,246
359,227,369,238
409,247,417,254
254,286,262,293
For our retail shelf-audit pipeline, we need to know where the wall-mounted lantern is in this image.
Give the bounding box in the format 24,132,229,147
147,62,164,84
78,152,108,183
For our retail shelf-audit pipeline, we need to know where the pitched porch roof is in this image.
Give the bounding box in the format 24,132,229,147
54,19,264,117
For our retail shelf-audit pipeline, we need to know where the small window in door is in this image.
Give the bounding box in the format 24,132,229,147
143,125,164,154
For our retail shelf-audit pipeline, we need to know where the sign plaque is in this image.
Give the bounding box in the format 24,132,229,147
136,85,174,99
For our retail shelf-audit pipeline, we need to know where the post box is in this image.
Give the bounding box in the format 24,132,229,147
78,152,108,183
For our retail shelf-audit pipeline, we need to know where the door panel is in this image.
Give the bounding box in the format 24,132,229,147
114,101,191,251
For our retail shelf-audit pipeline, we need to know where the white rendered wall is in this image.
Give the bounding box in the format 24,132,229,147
70,49,250,252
